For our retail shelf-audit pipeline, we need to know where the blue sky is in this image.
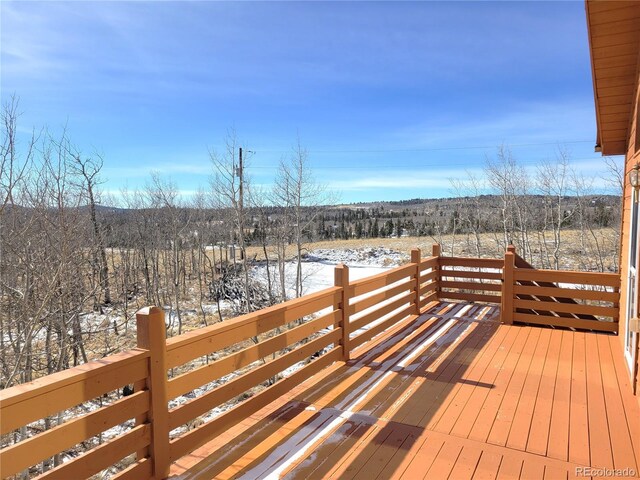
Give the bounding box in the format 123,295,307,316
1,1,617,204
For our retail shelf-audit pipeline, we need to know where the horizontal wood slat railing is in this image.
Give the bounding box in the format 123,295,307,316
0,243,622,479
509,248,595,321
165,287,341,369
0,247,441,480
438,247,503,305
166,310,340,400
0,346,152,480
502,245,620,332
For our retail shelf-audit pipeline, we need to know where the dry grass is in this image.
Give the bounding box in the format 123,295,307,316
75,227,618,362
246,228,620,272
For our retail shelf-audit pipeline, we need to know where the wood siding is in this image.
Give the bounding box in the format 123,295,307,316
587,0,640,399
587,0,640,155
618,46,640,399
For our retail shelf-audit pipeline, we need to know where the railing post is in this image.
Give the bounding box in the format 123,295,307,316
432,243,441,299
503,249,515,325
411,248,421,314
136,306,170,479
334,264,350,361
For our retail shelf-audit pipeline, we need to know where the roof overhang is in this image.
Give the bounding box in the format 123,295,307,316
586,0,640,156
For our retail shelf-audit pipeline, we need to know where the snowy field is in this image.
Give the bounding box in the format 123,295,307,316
252,247,408,298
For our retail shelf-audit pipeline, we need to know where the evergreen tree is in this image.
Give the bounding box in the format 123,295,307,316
384,219,394,237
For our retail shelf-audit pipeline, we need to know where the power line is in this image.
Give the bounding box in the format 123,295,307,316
249,139,594,155
247,156,606,171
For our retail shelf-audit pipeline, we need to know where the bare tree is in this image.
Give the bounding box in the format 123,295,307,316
67,150,111,307
0,96,34,214
486,145,517,251
2,126,97,388
572,172,608,271
209,131,253,312
272,139,332,298
147,172,191,335
604,155,624,270
191,190,214,325
537,148,574,270
451,173,486,256
485,145,533,259
250,185,276,305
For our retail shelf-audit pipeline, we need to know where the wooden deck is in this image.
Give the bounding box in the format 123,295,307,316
169,301,640,480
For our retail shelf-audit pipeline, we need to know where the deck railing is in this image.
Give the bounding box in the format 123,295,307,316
503,246,620,332
0,244,620,479
431,244,620,332
437,247,504,304
0,348,153,479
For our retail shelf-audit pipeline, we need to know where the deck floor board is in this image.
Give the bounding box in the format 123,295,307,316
428,320,511,434
448,324,519,439
525,327,562,457
396,314,504,430
467,326,532,443
447,444,484,480
505,327,551,452
486,326,541,447
169,302,640,480
568,332,590,466
473,450,503,480
597,333,639,472
584,333,614,470
547,329,574,462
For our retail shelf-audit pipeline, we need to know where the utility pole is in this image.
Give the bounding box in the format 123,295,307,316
236,146,250,313
238,147,244,260
239,147,243,223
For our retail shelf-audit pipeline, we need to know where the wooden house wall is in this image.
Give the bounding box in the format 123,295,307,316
619,49,640,399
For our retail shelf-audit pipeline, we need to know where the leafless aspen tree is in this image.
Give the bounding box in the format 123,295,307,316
537,148,573,270
272,139,331,298
209,132,253,312
148,172,191,334
485,145,532,260
67,150,111,307
604,156,624,270
450,173,486,256
486,146,517,252
250,185,276,304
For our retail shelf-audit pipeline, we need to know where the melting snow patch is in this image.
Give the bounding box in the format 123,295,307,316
306,247,408,267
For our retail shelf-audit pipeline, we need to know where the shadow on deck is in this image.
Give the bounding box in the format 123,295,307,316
169,301,640,479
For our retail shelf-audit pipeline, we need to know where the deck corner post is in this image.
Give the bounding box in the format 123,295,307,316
502,251,515,325
334,264,351,361
136,306,171,479
411,248,421,314
432,243,441,299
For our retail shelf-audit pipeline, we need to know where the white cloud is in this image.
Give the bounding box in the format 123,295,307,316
393,100,596,149
325,167,484,192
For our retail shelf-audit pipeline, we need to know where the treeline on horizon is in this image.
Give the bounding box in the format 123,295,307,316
45,192,619,247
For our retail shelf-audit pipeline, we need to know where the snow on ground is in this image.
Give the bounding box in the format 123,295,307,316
163,248,408,441
12,247,409,478
306,247,408,267
250,246,416,352
252,247,406,299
